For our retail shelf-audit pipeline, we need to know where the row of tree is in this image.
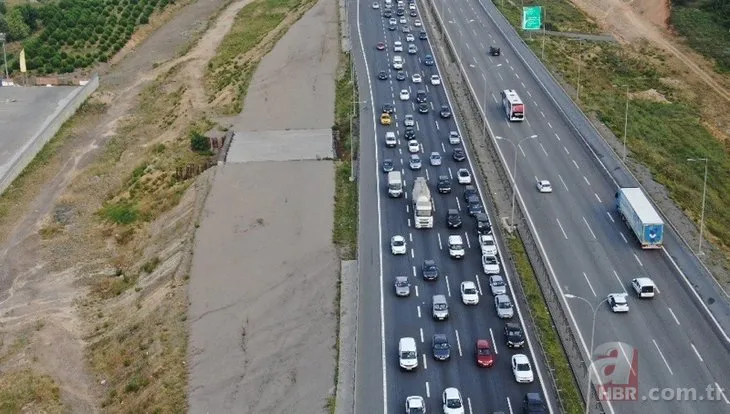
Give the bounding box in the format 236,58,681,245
671,0,730,30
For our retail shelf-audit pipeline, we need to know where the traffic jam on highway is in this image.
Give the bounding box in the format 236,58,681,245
368,0,548,412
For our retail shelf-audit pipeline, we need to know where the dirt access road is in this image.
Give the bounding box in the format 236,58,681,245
0,0,259,411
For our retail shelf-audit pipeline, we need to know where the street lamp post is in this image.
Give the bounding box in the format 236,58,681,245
564,293,611,414
0,33,9,82
621,85,629,161
495,135,538,228
687,157,708,255
576,44,582,104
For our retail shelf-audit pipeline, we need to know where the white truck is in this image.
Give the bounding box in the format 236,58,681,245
412,177,434,228
615,187,664,249
387,171,403,198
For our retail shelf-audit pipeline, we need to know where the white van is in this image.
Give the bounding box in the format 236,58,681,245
388,171,403,198
448,235,465,259
392,55,403,70
398,337,418,370
631,277,656,298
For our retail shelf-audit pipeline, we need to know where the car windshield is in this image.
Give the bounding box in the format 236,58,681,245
508,328,522,337
499,301,512,309
434,303,446,310
446,399,462,408
393,240,404,246
396,280,408,287
402,351,416,358
492,279,504,286
435,342,448,349
464,287,476,294
478,347,491,355
517,362,530,371
485,257,497,264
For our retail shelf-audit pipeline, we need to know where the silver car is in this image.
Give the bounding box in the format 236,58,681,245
429,152,442,166
495,294,514,318
488,275,507,295
395,276,411,296
409,154,422,170
432,294,449,320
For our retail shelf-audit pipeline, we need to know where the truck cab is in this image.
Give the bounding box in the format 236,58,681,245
412,177,434,228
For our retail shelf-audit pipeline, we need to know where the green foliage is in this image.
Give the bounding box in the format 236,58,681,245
6,7,30,41
100,200,140,225
0,15,9,36
670,5,730,72
189,131,210,153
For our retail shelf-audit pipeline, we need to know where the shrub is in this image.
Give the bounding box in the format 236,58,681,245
190,131,210,153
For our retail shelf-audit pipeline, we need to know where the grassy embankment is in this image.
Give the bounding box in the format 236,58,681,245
204,0,319,114
495,0,730,253
669,0,730,73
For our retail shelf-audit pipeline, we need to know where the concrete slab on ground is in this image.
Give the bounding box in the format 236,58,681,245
187,161,338,414
226,129,334,162
0,86,81,178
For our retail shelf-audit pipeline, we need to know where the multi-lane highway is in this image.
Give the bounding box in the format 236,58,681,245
425,0,730,413
351,0,560,413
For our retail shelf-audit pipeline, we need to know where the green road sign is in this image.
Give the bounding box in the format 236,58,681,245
522,6,542,31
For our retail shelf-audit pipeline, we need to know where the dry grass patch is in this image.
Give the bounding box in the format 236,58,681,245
0,369,63,414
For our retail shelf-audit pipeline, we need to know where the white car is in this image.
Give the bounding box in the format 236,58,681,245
536,180,553,193
404,114,415,127
511,354,535,383
399,16,407,24
394,40,403,52
479,234,497,256
408,44,417,54
405,395,425,414
406,33,415,42
372,1,379,8
608,293,629,313
408,139,420,153
408,2,416,9
457,168,472,184
414,19,422,27
412,73,422,83
391,235,407,255
489,275,507,295
429,151,442,166
389,18,398,25
448,131,460,144
481,254,500,275
430,74,441,85
448,235,465,259
400,89,410,100
495,294,514,318
460,281,479,305
442,387,465,414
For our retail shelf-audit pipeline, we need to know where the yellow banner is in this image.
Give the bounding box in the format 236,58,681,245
19,49,27,73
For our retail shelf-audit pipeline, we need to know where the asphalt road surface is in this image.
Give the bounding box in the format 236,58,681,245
350,0,559,413
430,0,730,412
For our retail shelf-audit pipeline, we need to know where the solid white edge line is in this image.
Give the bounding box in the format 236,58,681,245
432,4,554,412
354,0,388,411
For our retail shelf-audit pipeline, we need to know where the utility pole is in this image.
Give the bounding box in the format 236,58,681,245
623,85,629,161
687,158,708,255
0,33,9,82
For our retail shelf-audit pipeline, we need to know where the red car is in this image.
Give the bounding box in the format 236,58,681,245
376,41,386,50
475,339,495,367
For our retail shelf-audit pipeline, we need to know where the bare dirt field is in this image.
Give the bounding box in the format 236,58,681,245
187,0,341,411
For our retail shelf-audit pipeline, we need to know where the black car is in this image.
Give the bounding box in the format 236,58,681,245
447,209,462,228
383,9,392,17
463,185,477,201
467,195,484,216
475,212,491,234
419,30,428,40
432,333,451,361
395,71,406,81
396,7,404,15
401,26,410,33
388,23,397,31
437,175,451,194
505,322,525,348
382,103,394,113
489,46,501,56
378,70,388,80
439,105,452,119
523,393,547,413
382,159,394,172
423,54,434,65
409,10,417,17
404,127,416,139
452,147,466,162
417,102,429,113
416,90,427,103
422,259,439,280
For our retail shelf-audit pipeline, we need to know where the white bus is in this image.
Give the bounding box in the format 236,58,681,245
501,89,524,121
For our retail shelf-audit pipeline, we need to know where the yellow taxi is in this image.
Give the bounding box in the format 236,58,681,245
380,113,392,125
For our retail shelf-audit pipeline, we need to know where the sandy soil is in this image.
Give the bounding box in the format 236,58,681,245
187,0,341,411
0,0,238,410
227,0,340,131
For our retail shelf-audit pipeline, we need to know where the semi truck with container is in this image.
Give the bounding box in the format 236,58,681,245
388,171,403,198
615,187,664,249
412,177,434,228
